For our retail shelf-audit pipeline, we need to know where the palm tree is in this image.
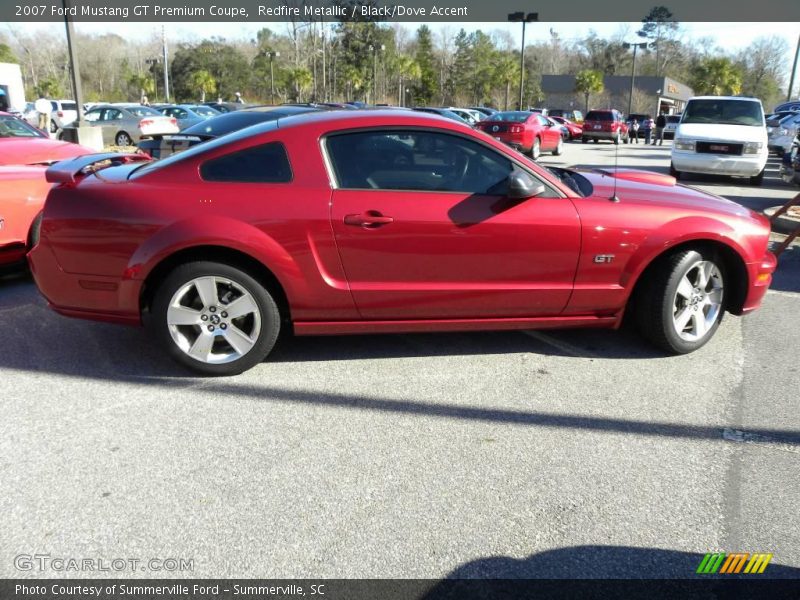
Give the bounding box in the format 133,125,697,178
494,55,519,111
690,58,742,96
395,56,421,106
575,69,604,113
189,70,216,103
288,67,312,102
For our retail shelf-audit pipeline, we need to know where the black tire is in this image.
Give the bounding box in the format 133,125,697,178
115,131,133,147
582,136,588,144
530,137,541,160
149,261,281,376
632,249,725,355
552,137,563,156
593,138,598,144
49,120,57,133
749,168,765,186
669,163,680,180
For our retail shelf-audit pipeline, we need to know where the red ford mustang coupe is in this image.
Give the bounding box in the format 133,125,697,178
29,110,775,375
475,111,563,159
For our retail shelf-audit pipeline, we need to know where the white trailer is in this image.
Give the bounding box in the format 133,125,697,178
0,62,26,112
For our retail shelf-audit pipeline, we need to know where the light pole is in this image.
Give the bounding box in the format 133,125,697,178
788,33,800,102
62,0,83,125
368,43,385,105
623,41,648,116
508,11,538,110
267,51,280,104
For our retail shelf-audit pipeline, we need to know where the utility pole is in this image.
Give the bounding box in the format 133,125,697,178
788,33,800,102
62,0,83,124
162,25,170,102
623,41,648,115
508,12,538,110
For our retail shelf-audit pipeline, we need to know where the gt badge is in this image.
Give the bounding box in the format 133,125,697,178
594,254,615,263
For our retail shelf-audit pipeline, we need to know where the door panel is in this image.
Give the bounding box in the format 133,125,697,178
331,189,580,319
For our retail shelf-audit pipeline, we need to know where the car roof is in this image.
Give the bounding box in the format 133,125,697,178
276,108,473,130
689,96,762,102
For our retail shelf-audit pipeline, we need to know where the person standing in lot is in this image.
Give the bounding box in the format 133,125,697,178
34,97,52,135
234,92,245,104
654,112,666,145
642,117,654,145
631,119,640,143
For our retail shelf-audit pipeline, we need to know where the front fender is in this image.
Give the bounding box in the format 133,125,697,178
620,215,751,293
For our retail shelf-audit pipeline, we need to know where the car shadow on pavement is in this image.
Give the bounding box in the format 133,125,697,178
3,274,800,445
419,546,800,599
769,243,800,294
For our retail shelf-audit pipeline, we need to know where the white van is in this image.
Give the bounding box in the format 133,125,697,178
670,96,768,186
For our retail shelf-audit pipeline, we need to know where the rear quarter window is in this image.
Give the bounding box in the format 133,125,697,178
199,142,292,183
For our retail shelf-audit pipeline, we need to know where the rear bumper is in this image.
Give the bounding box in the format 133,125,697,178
582,130,619,140
28,241,142,325
740,251,777,314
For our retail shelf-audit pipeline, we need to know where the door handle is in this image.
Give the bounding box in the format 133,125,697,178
343,211,394,228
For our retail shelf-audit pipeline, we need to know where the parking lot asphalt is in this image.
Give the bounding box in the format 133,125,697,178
1,141,798,579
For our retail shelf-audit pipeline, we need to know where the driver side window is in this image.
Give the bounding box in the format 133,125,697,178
326,130,517,194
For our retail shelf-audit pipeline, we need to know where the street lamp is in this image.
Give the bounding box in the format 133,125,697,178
508,11,538,110
368,43,385,105
265,51,280,104
622,41,648,116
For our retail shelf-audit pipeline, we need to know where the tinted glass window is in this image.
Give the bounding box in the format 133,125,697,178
586,111,613,121
682,99,764,126
61,102,77,111
84,109,102,122
127,106,160,117
326,130,514,194
103,109,123,121
200,142,292,183
487,111,530,123
132,120,282,178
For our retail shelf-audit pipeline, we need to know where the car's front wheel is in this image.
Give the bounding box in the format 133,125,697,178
553,137,563,156
149,261,281,375
634,249,725,354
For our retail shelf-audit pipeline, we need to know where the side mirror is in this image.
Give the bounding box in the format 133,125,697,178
507,170,545,199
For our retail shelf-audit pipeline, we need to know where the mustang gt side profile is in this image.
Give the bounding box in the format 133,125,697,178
29,111,776,375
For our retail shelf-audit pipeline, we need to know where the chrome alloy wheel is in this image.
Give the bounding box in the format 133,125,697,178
166,276,262,364
671,260,724,342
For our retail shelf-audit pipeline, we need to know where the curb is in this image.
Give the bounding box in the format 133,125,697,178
764,206,800,236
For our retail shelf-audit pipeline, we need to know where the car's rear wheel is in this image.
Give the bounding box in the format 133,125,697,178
530,137,541,160
552,137,563,156
582,136,588,144
115,131,133,147
49,121,57,133
669,163,680,179
634,249,725,354
149,261,280,375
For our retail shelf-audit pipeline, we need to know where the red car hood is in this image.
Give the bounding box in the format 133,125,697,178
577,168,753,219
0,138,94,166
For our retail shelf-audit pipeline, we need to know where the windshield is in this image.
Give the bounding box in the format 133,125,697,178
190,105,219,117
487,111,530,123
0,115,46,138
546,167,592,197
681,99,764,126
127,106,161,117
